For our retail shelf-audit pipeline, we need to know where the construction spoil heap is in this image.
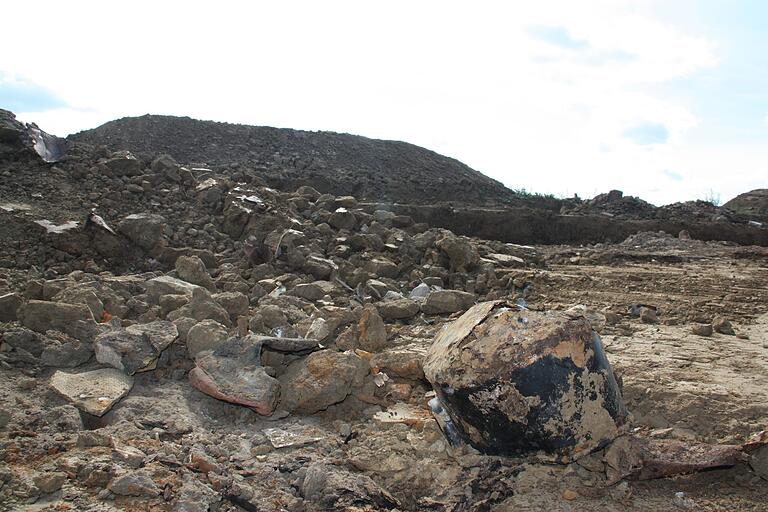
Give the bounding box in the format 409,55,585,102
1,108,767,511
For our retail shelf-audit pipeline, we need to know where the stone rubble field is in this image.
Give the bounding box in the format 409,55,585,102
1,109,767,511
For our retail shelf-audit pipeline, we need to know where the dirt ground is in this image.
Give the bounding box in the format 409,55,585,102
1,238,766,511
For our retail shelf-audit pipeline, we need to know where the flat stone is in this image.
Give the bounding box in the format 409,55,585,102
189,337,280,415
19,300,100,341
146,276,201,302
50,368,133,416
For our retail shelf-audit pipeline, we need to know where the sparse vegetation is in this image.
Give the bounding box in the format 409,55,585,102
702,189,722,207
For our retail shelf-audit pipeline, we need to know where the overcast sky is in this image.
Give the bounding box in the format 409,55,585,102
2,1,766,205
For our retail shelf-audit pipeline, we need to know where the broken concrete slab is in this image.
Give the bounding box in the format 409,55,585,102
49,368,134,416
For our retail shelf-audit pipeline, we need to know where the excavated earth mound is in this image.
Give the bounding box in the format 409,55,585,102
70,114,516,206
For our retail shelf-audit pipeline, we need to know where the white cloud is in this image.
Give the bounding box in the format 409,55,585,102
3,1,760,205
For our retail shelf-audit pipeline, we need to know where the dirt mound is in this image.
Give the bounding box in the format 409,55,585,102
724,189,768,222
69,114,516,206
562,189,656,219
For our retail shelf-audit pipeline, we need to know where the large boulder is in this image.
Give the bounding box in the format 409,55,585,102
189,337,280,416
278,350,368,414
423,301,627,459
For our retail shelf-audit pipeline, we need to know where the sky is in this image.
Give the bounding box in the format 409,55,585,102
1,1,766,206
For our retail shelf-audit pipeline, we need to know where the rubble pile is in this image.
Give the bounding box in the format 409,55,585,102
1,109,767,511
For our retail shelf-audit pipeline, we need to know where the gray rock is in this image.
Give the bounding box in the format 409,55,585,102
279,350,368,414
0,292,22,322
436,232,479,272
112,445,147,469
365,258,399,279
176,255,216,291
358,305,388,352
301,462,400,510
186,319,229,358
117,213,166,254
260,304,289,328
53,288,104,320
189,337,280,415
95,320,178,374
103,151,141,176
329,208,357,230
173,316,198,343
188,287,231,326
40,333,93,368
108,469,160,497
421,290,476,315
378,298,420,320
159,293,189,316
146,276,201,303
19,300,100,341
41,404,84,432
213,291,249,321
172,474,220,512
33,471,67,493
290,280,338,301
692,323,714,337
713,316,735,335
409,282,430,300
